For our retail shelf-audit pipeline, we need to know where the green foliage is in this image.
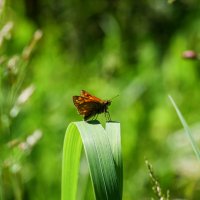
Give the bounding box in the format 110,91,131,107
1,0,200,199
0,19,42,200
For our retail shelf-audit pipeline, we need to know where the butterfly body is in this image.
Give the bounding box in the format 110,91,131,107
73,90,111,121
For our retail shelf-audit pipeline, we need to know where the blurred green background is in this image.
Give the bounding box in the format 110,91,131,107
1,0,200,199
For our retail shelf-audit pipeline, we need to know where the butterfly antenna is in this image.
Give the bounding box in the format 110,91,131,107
109,94,119,101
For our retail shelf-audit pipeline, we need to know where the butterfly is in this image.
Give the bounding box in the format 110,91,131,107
73,90,113,121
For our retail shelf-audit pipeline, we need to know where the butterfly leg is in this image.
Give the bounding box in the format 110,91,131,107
105,111,111,121
104,112,107,120
108,112,111,121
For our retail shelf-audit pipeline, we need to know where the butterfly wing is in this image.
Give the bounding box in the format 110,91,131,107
73,96,101,120
81,90,103,103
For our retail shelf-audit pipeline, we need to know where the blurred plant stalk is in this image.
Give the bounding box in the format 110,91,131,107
0,21,13,47
0,0,5,15
145,160,170,200
0,20,43,200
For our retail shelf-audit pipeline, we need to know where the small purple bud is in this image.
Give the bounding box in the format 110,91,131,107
182,50,198,60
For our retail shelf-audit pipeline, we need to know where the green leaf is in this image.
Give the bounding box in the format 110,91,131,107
105,122,123,199
169,95,200,161
61,120,123,200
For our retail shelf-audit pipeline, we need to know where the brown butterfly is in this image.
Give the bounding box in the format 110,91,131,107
73,90,113,121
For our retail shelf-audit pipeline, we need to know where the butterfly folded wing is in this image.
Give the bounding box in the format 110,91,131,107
81,90,103,103
73,96,102,120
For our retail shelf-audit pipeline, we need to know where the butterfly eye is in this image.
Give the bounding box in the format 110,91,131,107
106,101,111,106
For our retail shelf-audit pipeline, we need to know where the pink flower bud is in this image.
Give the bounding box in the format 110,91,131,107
182,50,198,59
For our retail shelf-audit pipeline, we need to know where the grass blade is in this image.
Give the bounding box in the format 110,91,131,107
169,95,200,160
61,120,122,200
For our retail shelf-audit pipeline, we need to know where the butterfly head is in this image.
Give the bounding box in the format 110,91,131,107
105,100,111,106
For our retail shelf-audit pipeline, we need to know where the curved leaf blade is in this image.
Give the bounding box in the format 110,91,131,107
61,120,122,200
